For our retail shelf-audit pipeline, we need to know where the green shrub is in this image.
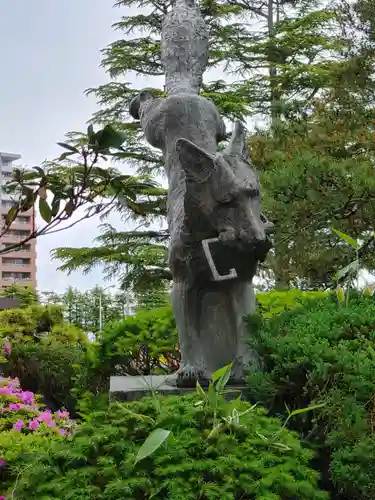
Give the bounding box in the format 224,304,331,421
0,304,67,341
0,301,91,414
0,284,39,307
256,289,327,318
247,293,375,498
2,340,92,414
95,306,179,379
9,393,327,499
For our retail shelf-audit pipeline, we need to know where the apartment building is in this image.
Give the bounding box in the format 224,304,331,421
0,152,36,289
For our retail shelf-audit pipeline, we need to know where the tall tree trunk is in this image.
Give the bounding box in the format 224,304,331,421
267,0,289,290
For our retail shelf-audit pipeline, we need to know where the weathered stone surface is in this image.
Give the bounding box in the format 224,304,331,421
129,0,272,387
161,0,209,95
109,375,248,402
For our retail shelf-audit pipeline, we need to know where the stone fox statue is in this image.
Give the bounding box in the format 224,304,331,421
129,0,272,384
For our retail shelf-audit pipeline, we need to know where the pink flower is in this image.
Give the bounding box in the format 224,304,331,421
0,458,6,467
2,342,11,356
55,410,69,420
8,403,22,411
20,391,34,405
13,420,24,432
0,495,6,500
58,428,66,436
28,420,40,431
37,410,52,423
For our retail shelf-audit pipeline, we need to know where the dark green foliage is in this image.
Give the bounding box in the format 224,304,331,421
246,293,375,498
53,226,171,307
2,341,91,414
94,306,179,379
11,394,327,500
0,302,91,414
2,305,179,414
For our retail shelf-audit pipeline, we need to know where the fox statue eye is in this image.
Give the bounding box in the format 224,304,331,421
220,195,234,204
244,187,260,199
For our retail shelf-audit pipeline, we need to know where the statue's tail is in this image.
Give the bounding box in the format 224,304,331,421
161,0,208,95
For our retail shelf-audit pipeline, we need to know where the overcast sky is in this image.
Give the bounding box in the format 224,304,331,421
0,0,133,293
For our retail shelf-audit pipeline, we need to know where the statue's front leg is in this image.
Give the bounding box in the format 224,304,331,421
171,280,207,386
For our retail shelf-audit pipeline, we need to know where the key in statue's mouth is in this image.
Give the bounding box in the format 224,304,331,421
202,236,272,282
202,237,238,282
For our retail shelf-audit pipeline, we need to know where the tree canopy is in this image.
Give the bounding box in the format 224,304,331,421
3,0,375,292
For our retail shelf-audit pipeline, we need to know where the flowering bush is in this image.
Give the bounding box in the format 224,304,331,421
0,376,75,499
6,394,328,500
0,376,75,434
2,342,10,357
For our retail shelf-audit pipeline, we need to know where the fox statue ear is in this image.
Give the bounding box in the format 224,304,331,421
225,120,248,158
129,89,155,119
176,138,215,182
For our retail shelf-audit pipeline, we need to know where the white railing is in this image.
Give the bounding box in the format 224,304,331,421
2,233,30,239
2,277,31,281
2,263,30,267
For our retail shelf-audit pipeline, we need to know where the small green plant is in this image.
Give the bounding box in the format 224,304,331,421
135,363,325,464
331,228,375,305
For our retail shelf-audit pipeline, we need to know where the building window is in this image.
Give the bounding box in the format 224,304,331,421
2,271,31,281
2,215,30,225
17,216,30,224
2,171,13,178
5,230,30,238
2,243,31,252
1,200,15,209
2,258,31,267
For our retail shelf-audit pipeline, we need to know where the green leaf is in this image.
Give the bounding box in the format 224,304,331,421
336,285,345,303
126,199,146,215
332,228,359,249
65,201,74,216
336,259,360,280
114,402,155,424
57,142,79,153
288,402,325,418
196,380,207,400
58,151,75,161
33,166,46,177
39,198,52,223
51,196,61,217
12,168,21,181
38,186,47,200
95,125,126,151
363,285,374,297
207,382,217,409
271,442,292,451
5,206,17,225
212,363,233,393
207,423,223,440
20,193,35,211
212,363,233,382
134,428,171,465
87,124,95,141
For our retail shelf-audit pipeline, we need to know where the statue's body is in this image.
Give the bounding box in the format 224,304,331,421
130,0,272,384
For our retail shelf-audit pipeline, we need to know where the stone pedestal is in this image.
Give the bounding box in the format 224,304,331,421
109,375,249,402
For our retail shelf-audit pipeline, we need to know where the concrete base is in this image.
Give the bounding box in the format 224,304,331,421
109,375,248,402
